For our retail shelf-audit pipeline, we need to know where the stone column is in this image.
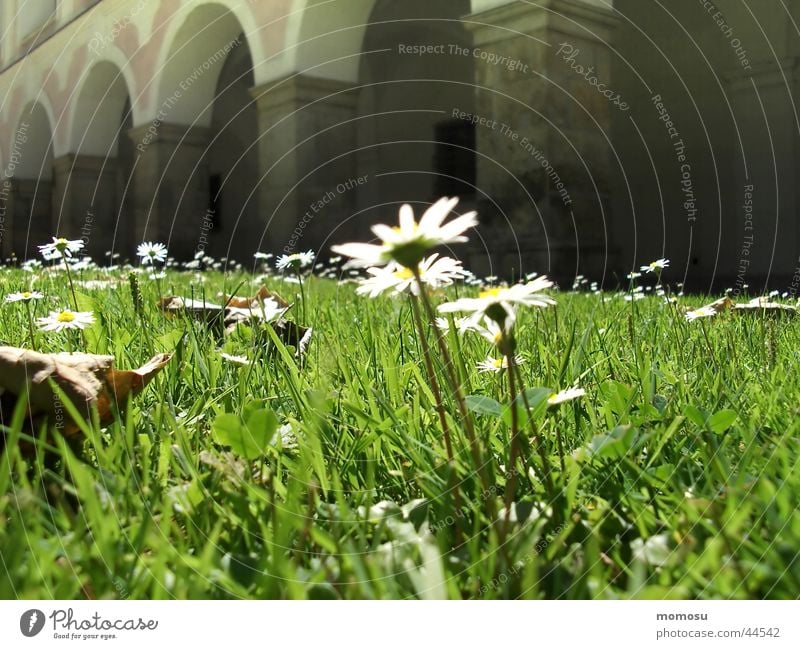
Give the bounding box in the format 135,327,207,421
125,123,211,260
4,178,53,260
249,74,359,254
0,176,13,259
52,154,117,258
465,0,618,280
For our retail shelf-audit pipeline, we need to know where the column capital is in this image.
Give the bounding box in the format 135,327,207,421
126,122,212,150
53,153,114,175
467,0,617,46
726,56,800,90
249,74,358,114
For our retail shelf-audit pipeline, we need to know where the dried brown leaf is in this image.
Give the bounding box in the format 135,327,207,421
222,285,290,309
0,347,172,447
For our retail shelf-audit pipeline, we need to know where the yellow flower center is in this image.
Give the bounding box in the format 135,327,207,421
56,238,68,245
392,221,418,235
21,292,31,298
492,358,504,369
392,267,415,280
479,287,503,299
493,330,503,344
56,311,75,323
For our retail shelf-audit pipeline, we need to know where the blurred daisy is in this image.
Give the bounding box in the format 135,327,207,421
331,197,477,268
439,277,555,325
477,355,524,373
276,250,314,271
39,237,84,260
219,352,251,366
685,306,718,322
228,297,286,323
37,309,95,332
435,315,482,335
272,423,299,450
5,290,43,303
641,258,669,273
254,252,273,261
547,387,585,405
68,257,95,272
148,271,167,280
472,317,508,347
137,242,168,265
356,254,467,297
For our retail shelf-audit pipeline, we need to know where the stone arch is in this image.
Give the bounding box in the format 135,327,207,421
7,101,55,258
154,1,262,127
57,59,136,257
355,0,476,215
286,0,483,82
204,40,260,260
287,0,378,83
10,99,56,180
129,2,262,260
69,60,134,157
18,0,56,42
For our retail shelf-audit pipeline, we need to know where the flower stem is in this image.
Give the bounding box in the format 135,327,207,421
412,268,495,514
502,351,521,538
513,362,556,498
295,268,306,324
409,295,462,545
61,253,80,311
24,301,36,350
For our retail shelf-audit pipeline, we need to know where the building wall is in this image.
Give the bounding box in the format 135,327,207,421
0,0,797,289
611,0,800,291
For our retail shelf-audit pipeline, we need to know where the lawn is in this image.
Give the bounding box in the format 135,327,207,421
1,239,799,599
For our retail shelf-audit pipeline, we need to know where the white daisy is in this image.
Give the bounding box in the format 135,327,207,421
254,252,273,260
5,290,44,303
275,250,314,271
641,258,670,273
685,306,718,322
219,352,251,366
227,297,286,323
547,387,586,405
472,316,508,347
331,197,477,268
137,242,168,265
438,277,555,325
435,315,482,335
67,257,95,272
271,423,299,450
37,309,95,332
38,237,85,260
477,355,525,373
355,254,467,298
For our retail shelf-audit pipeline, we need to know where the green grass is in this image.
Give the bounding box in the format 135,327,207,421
1,266,799,599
